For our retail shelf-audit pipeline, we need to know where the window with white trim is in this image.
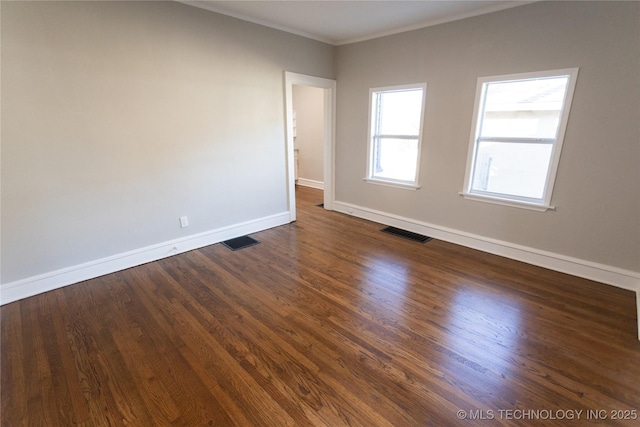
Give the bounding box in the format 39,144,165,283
366,84,426,188
462,68,579,210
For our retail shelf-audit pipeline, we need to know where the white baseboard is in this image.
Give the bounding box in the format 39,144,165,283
296,178,324,190
333,200,640,340
0,212,291,305
333,200,640,292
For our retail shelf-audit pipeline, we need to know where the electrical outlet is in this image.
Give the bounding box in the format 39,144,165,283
179,216,189,228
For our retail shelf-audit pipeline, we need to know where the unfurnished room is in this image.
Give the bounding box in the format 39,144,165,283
1,1,639,425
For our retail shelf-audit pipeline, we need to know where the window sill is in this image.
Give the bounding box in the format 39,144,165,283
459,192,555,212
364,178,421,190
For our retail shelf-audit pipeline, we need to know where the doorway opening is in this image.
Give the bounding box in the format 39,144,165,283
284,72,336,222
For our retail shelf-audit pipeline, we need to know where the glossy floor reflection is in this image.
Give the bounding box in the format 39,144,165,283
2,185,638,426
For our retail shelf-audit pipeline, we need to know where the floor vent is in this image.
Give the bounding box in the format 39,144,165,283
381,226,432,243
222,235,260,251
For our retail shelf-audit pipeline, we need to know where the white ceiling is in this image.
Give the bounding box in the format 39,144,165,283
180,1,532,46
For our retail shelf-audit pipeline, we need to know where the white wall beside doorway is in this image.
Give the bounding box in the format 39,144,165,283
293,85,325,189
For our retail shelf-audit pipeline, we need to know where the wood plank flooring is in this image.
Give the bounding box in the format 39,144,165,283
2,186,639,426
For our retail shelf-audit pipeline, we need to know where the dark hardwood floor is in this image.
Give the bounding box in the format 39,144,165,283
2,186,639,426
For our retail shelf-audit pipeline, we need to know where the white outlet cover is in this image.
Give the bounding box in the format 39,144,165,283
179,216,189,227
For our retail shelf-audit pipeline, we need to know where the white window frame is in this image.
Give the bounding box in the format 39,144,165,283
462,68,579,211
365,83,427,190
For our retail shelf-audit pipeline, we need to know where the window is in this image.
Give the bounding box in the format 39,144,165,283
366,84,426,188
463,68,578,211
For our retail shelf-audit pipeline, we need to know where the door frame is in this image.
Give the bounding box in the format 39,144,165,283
284,72,336,222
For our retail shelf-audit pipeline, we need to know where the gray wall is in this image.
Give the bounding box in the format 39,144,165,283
2,0,638,289
293,85,325,184
1,1,334,283
334,1,639,272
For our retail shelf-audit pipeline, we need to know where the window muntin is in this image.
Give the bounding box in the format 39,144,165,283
464,69,578,209
367,84,426,187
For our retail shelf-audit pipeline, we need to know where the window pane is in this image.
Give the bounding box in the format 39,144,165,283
480,76,569,139
471,141,553,199
378,89,423,136
372,138,418,182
